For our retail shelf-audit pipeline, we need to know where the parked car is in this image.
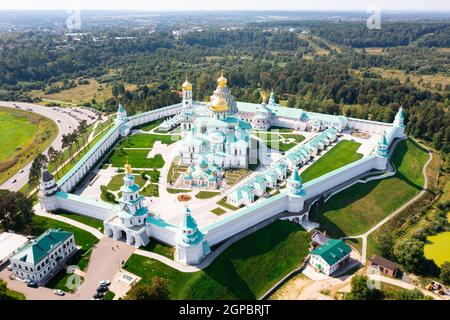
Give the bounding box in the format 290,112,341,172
54,289,65,296
27,281,38,288
98,280,111,287
97,286,108,293
6,264,12,271
93,292,104,299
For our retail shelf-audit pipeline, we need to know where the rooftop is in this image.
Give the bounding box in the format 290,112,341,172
11,229,73,265
311,239,351,266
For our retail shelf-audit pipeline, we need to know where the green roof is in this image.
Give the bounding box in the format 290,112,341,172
13,229,73,264
311,239,351,266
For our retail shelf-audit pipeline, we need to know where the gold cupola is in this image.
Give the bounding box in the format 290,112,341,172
182,76,192,91
217,71,227,88
124,161,132,174
209,97,229,113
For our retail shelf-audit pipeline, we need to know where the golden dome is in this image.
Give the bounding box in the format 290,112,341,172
182,78,192,91
125,162,132,174
209,97,229,112
217,71,227,88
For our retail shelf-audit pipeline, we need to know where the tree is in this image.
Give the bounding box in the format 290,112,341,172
0,280,22,300
0,190,34,232
394,239,425,273
124,276,169,300
345,275,381,300
377,233,394,258
77,119,88,147
28,153,48,188
440,262,450,285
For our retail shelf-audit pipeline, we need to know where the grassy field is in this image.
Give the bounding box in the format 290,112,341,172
195,191,220,199
217,197,240,210
119,133,179,148
111,149,165,169
0,107,58,184
53,210,104,232
311,139,429,238
140,240,175,259
30,78,136,105
107,173,147,191
140,183,159,197
123,220,310,299
301,140,363,183
211,207,227,215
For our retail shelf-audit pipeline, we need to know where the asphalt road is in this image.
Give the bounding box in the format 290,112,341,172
0,101,96,191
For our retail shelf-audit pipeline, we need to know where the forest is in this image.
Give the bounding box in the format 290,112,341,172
0,21,448,166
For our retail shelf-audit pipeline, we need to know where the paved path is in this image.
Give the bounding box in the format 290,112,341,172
0,267,75,300
367,274,443,300
75,237,135,300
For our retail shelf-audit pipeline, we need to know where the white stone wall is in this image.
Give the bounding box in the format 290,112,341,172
56,193,116,221
347,118,393,135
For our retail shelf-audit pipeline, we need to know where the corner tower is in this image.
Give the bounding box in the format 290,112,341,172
286,168,305,213
38,164,59,211
175,207,211,265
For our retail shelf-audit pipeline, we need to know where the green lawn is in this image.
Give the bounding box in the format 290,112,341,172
141,183,159,197
140,240,175,259
301,140,363,183
111,149,165,169
195,191,220,199
311,139,429,238
123,220,310,299
0,107,58,184
217,197,240,211
29,215,99,271
45,269,84,293
167,188,191,194
104,290,115,300
211,207,227,215
53,210,104,232
119,133,179,148
107,173,147,191
139,117,168,132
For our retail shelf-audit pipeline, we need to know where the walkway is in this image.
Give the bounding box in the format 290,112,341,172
367,274,442,300
75,237,135,300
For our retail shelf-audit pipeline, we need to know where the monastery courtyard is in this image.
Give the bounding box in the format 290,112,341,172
72,124,382,229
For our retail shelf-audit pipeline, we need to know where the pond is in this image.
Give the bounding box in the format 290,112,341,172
424,213,450,268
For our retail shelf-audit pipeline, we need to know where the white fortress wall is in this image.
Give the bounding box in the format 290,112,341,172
347,117,393,134
55,192,116,221
127,103,183,127
272,118,300,129
58,124,122,192
57,103,183,193
146,217,178,246
201,193,288,246
302,155,379,199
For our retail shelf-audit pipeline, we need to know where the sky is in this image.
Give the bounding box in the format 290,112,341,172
0,0,448,12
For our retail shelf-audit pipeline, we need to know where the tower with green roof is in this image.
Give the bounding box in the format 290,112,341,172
286,168,305,213
175,207,211,265
376,133,389,158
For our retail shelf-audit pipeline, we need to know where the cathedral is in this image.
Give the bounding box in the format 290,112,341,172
179,73,251,186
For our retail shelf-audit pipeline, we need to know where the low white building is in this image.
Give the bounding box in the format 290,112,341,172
0,232,29,266
10,229,76,285
309,239,351,276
